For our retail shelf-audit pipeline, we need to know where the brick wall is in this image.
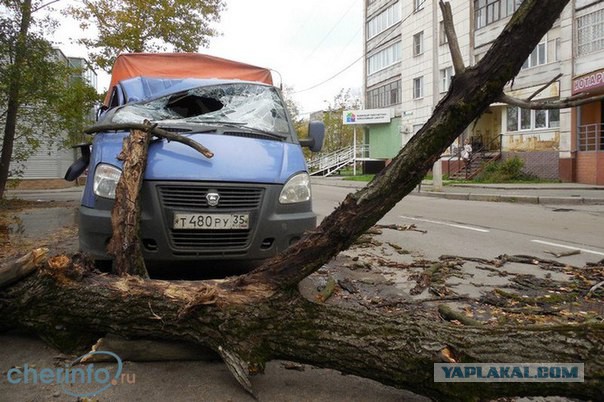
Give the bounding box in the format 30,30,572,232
502,151,559,180
576,152,604,185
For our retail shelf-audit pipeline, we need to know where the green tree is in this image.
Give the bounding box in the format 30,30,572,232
68,0,225,71
322,88,361,153
281,85,307,138
0,0,99,197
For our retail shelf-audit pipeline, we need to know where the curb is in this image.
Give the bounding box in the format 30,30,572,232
310,178,604,205
412,192,604,205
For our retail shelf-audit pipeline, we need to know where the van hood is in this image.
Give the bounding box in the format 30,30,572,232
96,132,306,184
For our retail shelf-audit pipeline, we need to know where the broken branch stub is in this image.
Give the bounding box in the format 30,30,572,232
106,127,151,278
85,122,214,159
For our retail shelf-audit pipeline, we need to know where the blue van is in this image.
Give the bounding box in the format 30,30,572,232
66,53,324,265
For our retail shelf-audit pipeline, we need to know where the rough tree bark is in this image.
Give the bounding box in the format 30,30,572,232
1,0,602,400
104,121,214,277
1,256,602,401
106,128,152,278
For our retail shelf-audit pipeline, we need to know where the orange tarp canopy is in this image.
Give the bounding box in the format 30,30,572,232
104,53,273,105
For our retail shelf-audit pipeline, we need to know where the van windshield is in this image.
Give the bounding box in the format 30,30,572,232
108,83,291,135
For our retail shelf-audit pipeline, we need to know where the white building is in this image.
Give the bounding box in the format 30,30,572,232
363,0,604,184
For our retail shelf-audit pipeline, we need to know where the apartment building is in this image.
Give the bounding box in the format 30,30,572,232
363,0,604,184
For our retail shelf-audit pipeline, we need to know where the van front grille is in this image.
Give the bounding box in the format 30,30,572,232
156,183,264,252
157,185,264,210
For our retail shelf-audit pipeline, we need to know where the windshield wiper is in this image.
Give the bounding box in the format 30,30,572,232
197,120,287,140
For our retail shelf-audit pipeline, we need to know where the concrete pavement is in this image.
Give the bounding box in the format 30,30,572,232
311,176,604,205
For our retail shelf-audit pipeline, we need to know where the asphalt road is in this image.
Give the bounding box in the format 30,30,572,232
312,184,604,266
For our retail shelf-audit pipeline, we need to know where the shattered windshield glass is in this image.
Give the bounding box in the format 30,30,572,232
109,83,291,135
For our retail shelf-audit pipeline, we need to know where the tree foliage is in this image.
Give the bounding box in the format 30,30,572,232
67,0,225,71
322,88,361,153
281,85,307,138
0,1,99,194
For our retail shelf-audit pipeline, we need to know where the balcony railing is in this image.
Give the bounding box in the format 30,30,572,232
578,123,604,151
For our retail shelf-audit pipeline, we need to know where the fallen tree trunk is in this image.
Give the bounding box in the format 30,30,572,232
1,259,602,401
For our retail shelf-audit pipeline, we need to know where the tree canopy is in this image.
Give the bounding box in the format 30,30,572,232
0,0,99,194
68,0,225,71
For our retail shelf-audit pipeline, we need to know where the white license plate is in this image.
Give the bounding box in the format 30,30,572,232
173,213,249,230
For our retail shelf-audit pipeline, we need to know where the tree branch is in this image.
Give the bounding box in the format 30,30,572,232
0,248,48,288
527,73,563,101
500,93,604,109
439,0,465,74
84,122,214,159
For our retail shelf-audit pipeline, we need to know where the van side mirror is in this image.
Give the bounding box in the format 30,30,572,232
96,105,108,121
64,143,91,181
299,121,324,153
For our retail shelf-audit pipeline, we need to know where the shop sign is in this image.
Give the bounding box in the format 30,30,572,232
573,69,604,94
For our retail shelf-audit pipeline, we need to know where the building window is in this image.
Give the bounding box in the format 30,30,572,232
439,21,448,45
475,0,523,30
413,76,424,99
577,8,604,56
440,67,453,93
367,41,402,75
414,0,424,12
413,31,424,56
506,106,559,131
367,79,402,108
367,2,402,39
521,36,547,69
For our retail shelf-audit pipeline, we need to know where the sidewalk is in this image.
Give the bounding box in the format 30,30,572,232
311,176,604,205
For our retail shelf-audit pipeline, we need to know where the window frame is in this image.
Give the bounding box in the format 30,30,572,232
474,0,523,30
367,79,402,109
521,35,547,70
413,31,424,56
439,20,448,45
367,2,402,40
367,41,402,75
577,8,604,56
440,67,453,93
506,105,560,132
413,76,424,99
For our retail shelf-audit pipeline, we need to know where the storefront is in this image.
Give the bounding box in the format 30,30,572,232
569,68,604,184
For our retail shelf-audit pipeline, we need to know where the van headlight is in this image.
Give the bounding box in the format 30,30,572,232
93,164,122,199
279,172,311,204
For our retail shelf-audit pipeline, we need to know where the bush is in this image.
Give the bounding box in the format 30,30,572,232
475,157,533,182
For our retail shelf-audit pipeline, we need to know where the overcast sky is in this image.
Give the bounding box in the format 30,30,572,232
50,0,364,116
205,0,364,115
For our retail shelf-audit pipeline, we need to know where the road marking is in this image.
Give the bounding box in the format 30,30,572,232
399,216,490,233
531,240,604,257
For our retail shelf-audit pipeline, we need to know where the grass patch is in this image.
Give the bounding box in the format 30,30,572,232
343,174,374,182
471,157,560,184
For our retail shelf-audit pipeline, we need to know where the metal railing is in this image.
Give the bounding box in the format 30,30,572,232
307,145,369,176
446,135,502,179
578,123,604,151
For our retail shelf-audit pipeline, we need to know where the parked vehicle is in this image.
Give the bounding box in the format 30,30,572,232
65,53,324,265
